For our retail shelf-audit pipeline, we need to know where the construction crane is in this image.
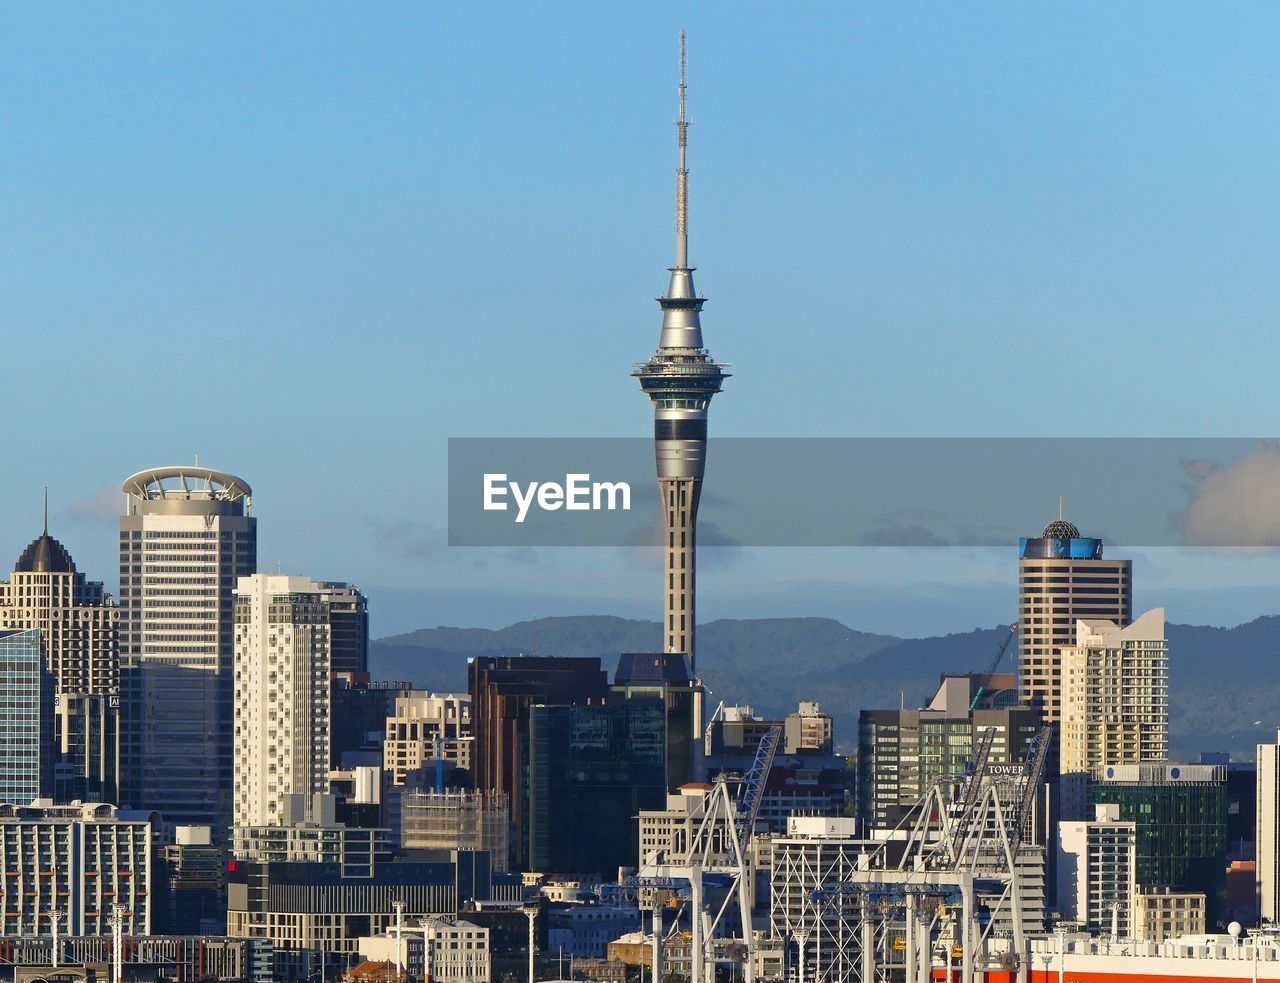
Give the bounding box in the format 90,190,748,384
968,623,1019,711
733,725,780,853
704,699,726,756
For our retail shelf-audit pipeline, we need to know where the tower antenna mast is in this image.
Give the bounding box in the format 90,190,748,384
676,29,689,270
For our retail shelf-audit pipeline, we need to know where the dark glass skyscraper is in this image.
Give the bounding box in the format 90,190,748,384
527,697,667,878
468,656,609,868
0,628,53,806
612,652,697,792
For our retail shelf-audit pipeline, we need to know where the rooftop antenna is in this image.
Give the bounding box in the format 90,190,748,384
195,453,200,467
675,29,689,270
1058,496,1064,521
42,487,48,536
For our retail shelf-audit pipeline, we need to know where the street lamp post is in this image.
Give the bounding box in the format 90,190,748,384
110,903,126,983
524,906,538,983
51,909,62,969
393,900,406,978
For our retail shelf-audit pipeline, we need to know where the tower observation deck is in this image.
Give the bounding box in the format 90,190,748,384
633,33,729,671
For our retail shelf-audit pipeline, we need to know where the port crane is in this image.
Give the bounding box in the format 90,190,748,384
609,725,780,983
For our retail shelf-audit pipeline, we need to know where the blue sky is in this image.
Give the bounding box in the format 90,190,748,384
6,4,1280,636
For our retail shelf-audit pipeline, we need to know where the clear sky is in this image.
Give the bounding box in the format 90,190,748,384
6,4,1280,636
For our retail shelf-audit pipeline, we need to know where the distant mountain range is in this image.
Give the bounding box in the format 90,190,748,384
370,614,1280,761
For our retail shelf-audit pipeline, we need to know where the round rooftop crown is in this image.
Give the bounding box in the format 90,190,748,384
121,466,251,502
1041,519,1081,540
14,532,75,574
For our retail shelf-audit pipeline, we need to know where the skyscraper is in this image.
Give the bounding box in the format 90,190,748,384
527,697,667,878
1017,517,1132,722
468,655,608,867
318,581,369,676
1060,607,1169,815
1257,731,1280,922
118,466,256,832
633,34,729,670
0,515,121,803
0,515,119,697
232,574,332,828
0,628,54,806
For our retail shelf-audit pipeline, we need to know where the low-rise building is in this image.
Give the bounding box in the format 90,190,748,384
0,800,155,937
232,795,392,878
608,930,694,978
227,851,519,979
361,917,491,982
401,790,508,873
547,903,641,959
0,934,271,982
1132,886,1206,942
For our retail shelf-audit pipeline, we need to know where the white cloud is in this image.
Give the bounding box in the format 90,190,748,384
66,487,120,526
1179,443,1280,547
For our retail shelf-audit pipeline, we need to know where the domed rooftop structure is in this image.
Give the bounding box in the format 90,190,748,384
14,531,75,574
1042,519,1081,541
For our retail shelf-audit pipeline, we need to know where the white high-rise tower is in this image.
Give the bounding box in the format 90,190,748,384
633,33,729,670
232,574,332,829
118,466,256,833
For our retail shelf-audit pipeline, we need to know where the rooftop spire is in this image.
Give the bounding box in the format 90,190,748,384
676,29,689,270
655,31,706,350
43,487,48,536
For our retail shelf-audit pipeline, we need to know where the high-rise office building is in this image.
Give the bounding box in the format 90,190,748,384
612,653,698,792
232,574,332,828
857,674,1041,831
0,518,120,697
1060,608,1168,817
319,582,368,676
54,692,119,804
1093,763,1229,924
1257,731,1280,922
1056,803,1137,935
705,702,849,832
0,521,121,804
383,691,472,786
118,466,256,832
1018,517,1132,722
632,35,729,670
468,656,609,867
527,697,667,878
0,628,54,805
330,676,413,770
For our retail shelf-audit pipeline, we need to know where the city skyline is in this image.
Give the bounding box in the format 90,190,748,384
0,10,1275,980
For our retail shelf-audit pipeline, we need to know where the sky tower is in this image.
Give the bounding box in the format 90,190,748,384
633,33,729,670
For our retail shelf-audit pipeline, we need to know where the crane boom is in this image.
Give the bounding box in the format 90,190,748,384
969,623,1019,711
734,726,780,852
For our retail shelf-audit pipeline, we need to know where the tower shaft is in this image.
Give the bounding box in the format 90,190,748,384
660,476,700,658
633,33,728,672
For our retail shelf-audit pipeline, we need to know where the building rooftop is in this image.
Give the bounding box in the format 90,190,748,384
121,465,251,502
13,531,75,574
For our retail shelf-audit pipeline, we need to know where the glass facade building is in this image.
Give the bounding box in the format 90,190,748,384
0,628,53,806
527,697,667,878
1092,763,1228,923
612,652,698,792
